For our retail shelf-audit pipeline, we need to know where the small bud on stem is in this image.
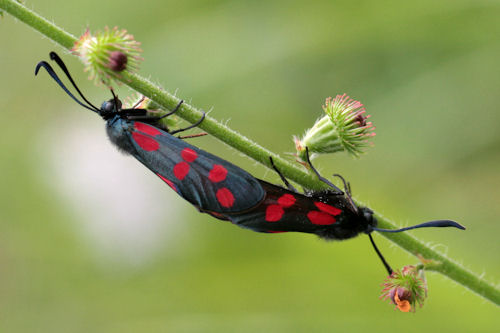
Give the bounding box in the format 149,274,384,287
72,27,142,86
295,94,375,161
381,265,428,312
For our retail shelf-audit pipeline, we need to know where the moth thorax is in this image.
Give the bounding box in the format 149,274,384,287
359,206,377,230
106,118,135,155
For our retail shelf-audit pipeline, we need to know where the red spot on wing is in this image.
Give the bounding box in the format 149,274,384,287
181,148,198,162
314,202,342,216
208,164,228,183
277,194,296,208
157,173,177,192
173,162,190,180
267,230,287,233
132,132,160,151
216,187,235,208
134,122,161,136
265,204,284,222
307,211,336,225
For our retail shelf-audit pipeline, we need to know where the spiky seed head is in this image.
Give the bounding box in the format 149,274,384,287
72,27,142,86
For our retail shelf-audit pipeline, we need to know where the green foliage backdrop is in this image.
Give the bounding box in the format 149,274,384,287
0,0,498,332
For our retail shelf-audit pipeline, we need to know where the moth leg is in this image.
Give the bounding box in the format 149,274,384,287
269,157,297,192
125,100,185,122
304,147,343,194
331,173,357,211
368,233,393,275
131,95,146,109
170,111,206,135
157,100,184,120
177,132,208,139
332,174,352,197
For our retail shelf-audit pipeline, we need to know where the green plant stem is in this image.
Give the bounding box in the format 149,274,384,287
1,0,498,306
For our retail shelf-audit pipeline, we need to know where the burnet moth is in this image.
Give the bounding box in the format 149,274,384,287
36,52,464,274
35,52,265,216
222,153,465,274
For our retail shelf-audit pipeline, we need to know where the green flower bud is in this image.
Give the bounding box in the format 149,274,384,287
295,94,375,161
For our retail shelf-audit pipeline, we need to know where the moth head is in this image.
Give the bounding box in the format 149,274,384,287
101,98,122,114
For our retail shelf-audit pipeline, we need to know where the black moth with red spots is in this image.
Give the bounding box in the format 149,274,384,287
36,52,464,275
220,157,464,275
226,180,375,241
35,52,264,215
107,119,265,214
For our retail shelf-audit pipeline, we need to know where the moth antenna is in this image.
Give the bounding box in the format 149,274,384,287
35,60,99,113
372,220,465,233
49,52,100,111
368,220,464,274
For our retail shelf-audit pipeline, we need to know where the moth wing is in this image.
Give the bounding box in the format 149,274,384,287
228,180,347,234
129,122,265,214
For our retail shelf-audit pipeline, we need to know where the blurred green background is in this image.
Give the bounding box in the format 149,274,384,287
1,0,499,332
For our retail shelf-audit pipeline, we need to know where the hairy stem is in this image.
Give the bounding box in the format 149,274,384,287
1,0,498,306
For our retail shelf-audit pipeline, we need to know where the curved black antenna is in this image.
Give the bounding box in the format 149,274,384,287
372,220,465,233
35,61,98,113
368,233,393,275
49,52,100,111
368,220,464,274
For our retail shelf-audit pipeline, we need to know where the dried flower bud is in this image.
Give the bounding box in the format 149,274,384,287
108,51,128,71
381,265,428,312
295,94,375,161
72,27,142,86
